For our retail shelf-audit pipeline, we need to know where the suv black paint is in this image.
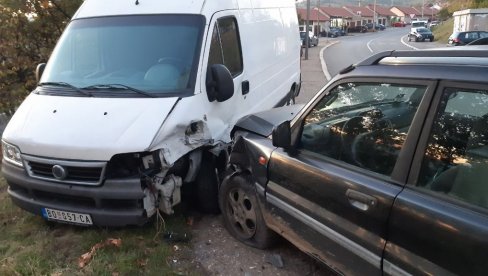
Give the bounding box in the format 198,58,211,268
219,49,488,275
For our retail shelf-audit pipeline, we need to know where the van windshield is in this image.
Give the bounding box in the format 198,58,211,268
40,15,205,97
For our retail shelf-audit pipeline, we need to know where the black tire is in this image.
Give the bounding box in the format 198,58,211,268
195,152,220,214
219,174,276,249
408,36,411,42
285,85,296,106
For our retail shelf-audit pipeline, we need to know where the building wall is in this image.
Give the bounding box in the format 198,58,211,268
454,12,488,32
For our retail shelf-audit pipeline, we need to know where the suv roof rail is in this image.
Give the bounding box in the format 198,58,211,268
356,49,488,66
338,49,488,74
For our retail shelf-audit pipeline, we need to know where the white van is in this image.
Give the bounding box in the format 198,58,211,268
411,20,428,29
1,0,301,226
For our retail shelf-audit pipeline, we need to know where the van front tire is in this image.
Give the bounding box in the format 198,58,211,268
195,152,220,214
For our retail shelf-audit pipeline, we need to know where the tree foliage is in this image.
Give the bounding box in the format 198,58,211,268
0,0,83,116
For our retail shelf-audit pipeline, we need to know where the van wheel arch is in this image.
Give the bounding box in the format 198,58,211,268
192,148,228,214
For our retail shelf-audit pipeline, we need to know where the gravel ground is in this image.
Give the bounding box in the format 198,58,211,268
186,214,333,276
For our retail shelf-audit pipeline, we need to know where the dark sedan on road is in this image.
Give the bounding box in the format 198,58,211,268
348,25,367,33
408,27,434,42
220,49,488,275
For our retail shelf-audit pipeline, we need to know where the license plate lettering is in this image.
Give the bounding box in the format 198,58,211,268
42,208,92,225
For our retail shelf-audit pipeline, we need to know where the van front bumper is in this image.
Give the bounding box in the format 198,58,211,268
2,160,148,227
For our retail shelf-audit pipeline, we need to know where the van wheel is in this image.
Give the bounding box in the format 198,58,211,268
285,85,297,106
219,174,276,249
195,152,220,214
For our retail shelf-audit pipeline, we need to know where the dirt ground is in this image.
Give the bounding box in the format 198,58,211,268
169,213,333,276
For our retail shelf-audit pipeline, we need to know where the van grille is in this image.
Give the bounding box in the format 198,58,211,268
23,155,106,186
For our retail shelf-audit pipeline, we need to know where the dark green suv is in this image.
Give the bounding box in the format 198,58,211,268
219,49,488,275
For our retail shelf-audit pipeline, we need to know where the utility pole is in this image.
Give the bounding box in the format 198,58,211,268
422,0,424,19
373,0,376,30
305,0,311,60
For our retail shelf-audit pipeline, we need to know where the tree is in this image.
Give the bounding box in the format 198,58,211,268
0,0,83,116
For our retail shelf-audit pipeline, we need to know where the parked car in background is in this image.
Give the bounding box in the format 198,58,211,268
330,27,346,36
364,23,385,31
300,31,318,47
348,25,367,33
408,27,435,42
448,31,488,46
220,49,488,275
428,20,439,29
320,29,338,37
393,21,406,27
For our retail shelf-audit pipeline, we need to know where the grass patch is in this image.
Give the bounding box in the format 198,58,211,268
432,18,454,44
0,175,197,275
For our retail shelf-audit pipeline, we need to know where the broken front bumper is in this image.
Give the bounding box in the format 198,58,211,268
2,160,148,227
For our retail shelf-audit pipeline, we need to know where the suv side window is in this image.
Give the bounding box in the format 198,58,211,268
208,17,243,77
299,82,427,176
417,88,488,209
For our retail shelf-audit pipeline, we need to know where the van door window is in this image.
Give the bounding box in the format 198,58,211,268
299,82,427,176
208,17,243,77
417,87,488,209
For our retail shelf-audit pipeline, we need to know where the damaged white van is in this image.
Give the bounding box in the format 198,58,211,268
1,0,301,226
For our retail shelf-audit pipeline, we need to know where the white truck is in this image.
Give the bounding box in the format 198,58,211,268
1,0,301,226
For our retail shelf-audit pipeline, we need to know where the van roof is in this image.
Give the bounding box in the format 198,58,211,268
73,0,296,19
74,0,207,18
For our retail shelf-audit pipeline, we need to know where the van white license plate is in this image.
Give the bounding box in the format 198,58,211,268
42,208,93,225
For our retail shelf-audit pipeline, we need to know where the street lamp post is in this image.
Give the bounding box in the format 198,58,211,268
373,0,377,30
305,0,311,60
422,0,424,19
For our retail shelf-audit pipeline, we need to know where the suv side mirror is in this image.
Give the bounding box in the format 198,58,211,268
36,63,46,83
272,120,291,149
206,64,234,102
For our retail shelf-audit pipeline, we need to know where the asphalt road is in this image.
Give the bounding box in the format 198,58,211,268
297,27,446,105
324,27,445,79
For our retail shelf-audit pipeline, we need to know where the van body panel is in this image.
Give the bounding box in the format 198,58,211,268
2,94,178,160
1,0,301,226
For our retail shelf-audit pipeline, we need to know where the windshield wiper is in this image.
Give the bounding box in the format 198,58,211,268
38,82,92,97
82,84,155,98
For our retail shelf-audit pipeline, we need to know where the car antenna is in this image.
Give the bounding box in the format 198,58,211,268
135,0,139,5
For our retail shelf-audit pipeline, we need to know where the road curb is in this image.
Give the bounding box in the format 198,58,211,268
320,40,340,81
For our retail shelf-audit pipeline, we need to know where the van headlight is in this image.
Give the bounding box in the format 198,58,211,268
2,141,24,167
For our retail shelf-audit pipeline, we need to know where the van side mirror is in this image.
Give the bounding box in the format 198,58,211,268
206,64,234,102
272,120,292,149
36,63,46,83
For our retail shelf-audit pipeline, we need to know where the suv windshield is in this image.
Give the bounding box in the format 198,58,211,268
417,28,430,33
41,15,205,97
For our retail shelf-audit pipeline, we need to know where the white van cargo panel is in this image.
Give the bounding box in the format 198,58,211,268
74,0,214,18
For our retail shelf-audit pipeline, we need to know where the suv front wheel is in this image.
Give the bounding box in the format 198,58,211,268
219,173,276,249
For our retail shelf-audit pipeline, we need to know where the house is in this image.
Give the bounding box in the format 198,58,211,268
366,4,396,27
296,8,330,36
390,6,422,24
344,5,375,27
453,8,488,32
319,6,355,29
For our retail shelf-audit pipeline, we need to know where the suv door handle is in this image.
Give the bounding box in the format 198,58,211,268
346,189,377,211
